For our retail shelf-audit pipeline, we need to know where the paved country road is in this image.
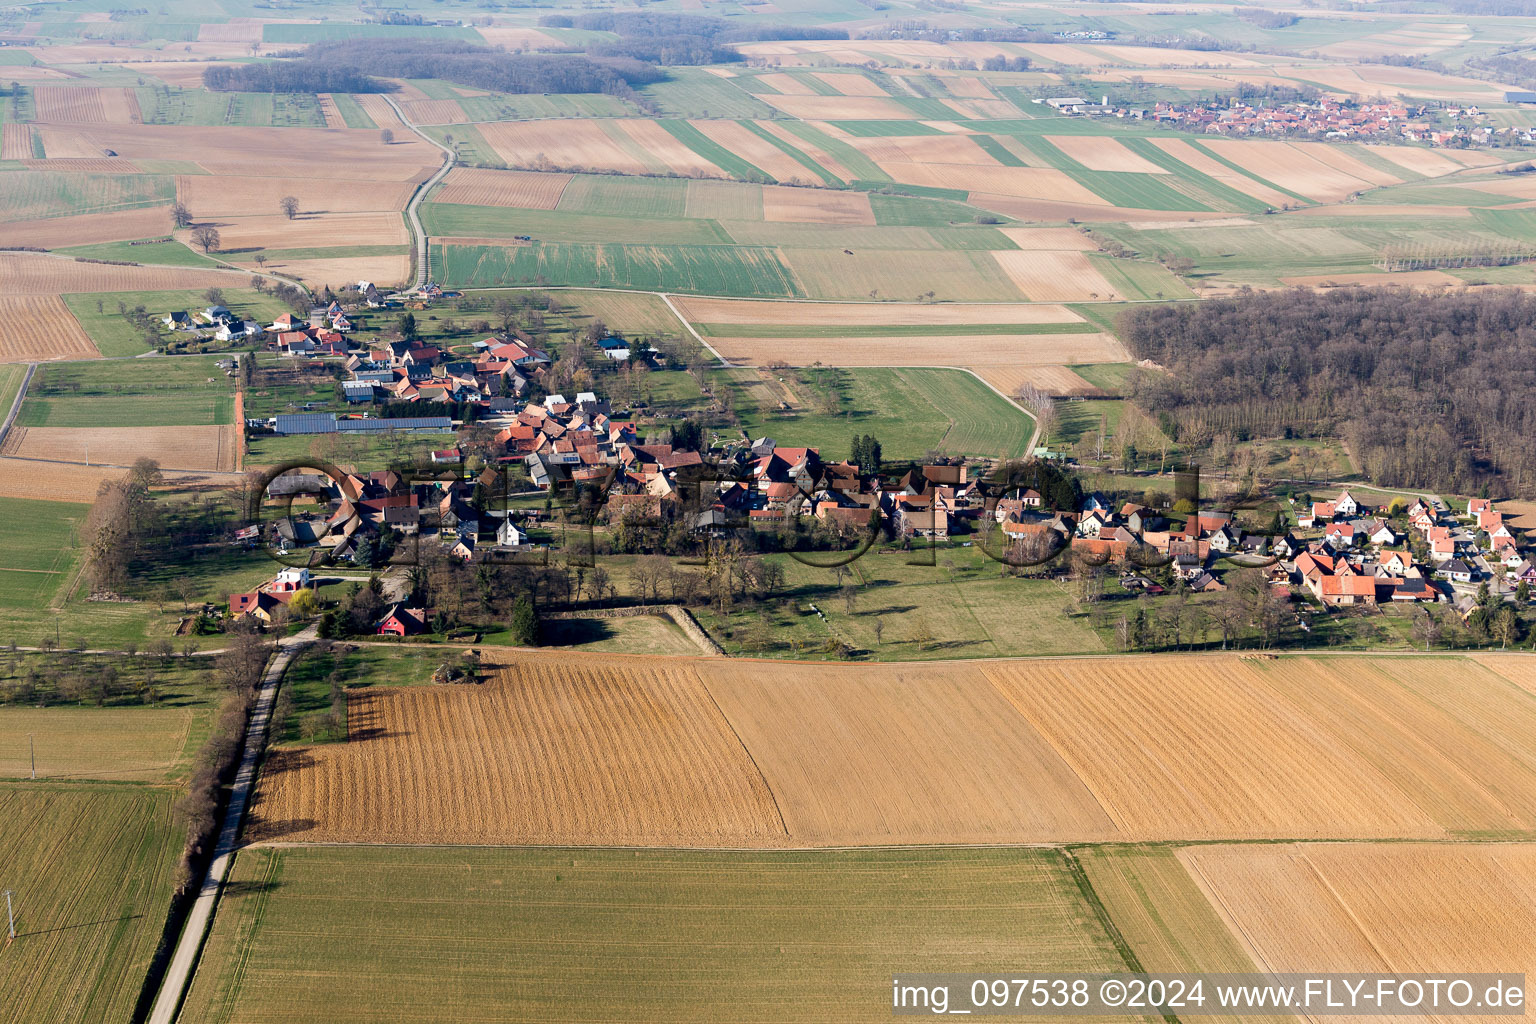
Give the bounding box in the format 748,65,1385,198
146,625,316,1024
382,94,455,293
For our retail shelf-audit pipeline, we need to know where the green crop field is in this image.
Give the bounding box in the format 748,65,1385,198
136,87,325,127
329,93,375,129
1072,170,1215,213
55,238,220,268
0,784,182,1024
543,289,686,334
869,192,1000,227
659,119,772,181
2,172,172,223
0,498,81,612
18,354,235,427
0,365,27,422
638,68,774,119
421,204,729,246
721,366,1033,461
180,845,1126,1023
780,247,1020,301
738,121,842,185
61,289,288,358
434,242,804,297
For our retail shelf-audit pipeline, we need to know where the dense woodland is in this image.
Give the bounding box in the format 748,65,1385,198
1123,287,1536,496
205,41,662,97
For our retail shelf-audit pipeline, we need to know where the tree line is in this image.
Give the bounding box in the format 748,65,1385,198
1120,286,1536,495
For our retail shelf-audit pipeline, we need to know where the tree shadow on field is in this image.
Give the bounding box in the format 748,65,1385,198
345,698,399,743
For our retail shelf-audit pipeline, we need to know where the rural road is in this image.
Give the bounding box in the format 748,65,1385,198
146,625,316,1024
0,363,35,451
382,94,456,293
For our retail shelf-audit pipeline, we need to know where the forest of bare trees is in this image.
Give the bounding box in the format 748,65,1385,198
1121,286,1536,495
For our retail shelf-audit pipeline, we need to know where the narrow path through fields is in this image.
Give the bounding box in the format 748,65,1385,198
382,93,456,293
0,363,35,450
147,626,316,1024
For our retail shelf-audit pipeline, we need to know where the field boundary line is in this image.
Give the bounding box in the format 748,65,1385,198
696,675,792,838
0,363,35,451
660,292,729,366
147,628,315,1024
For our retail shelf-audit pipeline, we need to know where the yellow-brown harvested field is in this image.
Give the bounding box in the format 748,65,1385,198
431,167,571,209
246,254,410,291
250,652,1536,849
1000,226,1097,250
617,118,726,177
760,185,873,225
0,708,195,782
755,72,818,95
3,206,172,248
1366,144,1471,178
1145,137,1298,208
1182,844,1536,989
0,459,124,503
249,650,788,846
809,71,888,96
1291,140,1403,187
4,425,237,473
705,332,1129,370
986,364,1101,396
0,252,243,295
396,98,468,125
991,250,1120,301
0,124,30,160
197,20,263,43
1045,134,1169,174
757,120,855,181
850,132,1001,169
935,73,998,100
1279,270,1463,288
759,94,918,120
32,126,109,159
478,119,654,176
350,93,410,131
32,85,140,124
474,26,564,50
673,296,1084,327
1478,655,1536,699
315,93,346,129
689,120,826,185
23,157,141,173
176,174,414,218
888,163,1107,204
700,661,1118,845
940,97,1020,119
39,124,436,181
0,295,98,363
205,210,408,251
1201,139,1377,203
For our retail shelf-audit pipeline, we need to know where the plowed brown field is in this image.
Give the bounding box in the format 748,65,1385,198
33,86,140,124
0,124,30,160
760,185,873,224
176,174,414,218
4,425,236,472
431,167,571,209
0,295,98,362
691,120,827,185
0,458,122,502
0,252,240,294
1183,843,1536,990
249,649,787,846
4,206,173,248
250,652,1536,848
674,296,1084,326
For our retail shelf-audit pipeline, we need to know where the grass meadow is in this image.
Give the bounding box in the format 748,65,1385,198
18,354,235,427
61,289,289,358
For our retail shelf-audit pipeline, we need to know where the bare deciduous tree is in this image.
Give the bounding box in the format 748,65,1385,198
190,226,220,254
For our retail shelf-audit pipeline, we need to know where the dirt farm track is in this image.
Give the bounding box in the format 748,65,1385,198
250,649,1536,849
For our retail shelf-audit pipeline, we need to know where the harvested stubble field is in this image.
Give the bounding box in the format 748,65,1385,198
207,210,408,251
991,249,1122,301
176,174,416,218
2,424,238,472
249,650,788,846
3,206,174,248
0,251,241,296
848,132,1001,168
32,85,141,124
1182,843,1536,991
760,184,873,224
1200,139,1381,204
705,331,1129,372
1,123,31,160
430,167,571,209
672,296,1086,327
1046,134,1170,175
37,124,438,181
691,120,828,185
0,295,99,362
0,707,195,781
249,253,410,291
251,652,1536,848
0,458,123,503
0,784,181,1024
182,845,1129,1024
